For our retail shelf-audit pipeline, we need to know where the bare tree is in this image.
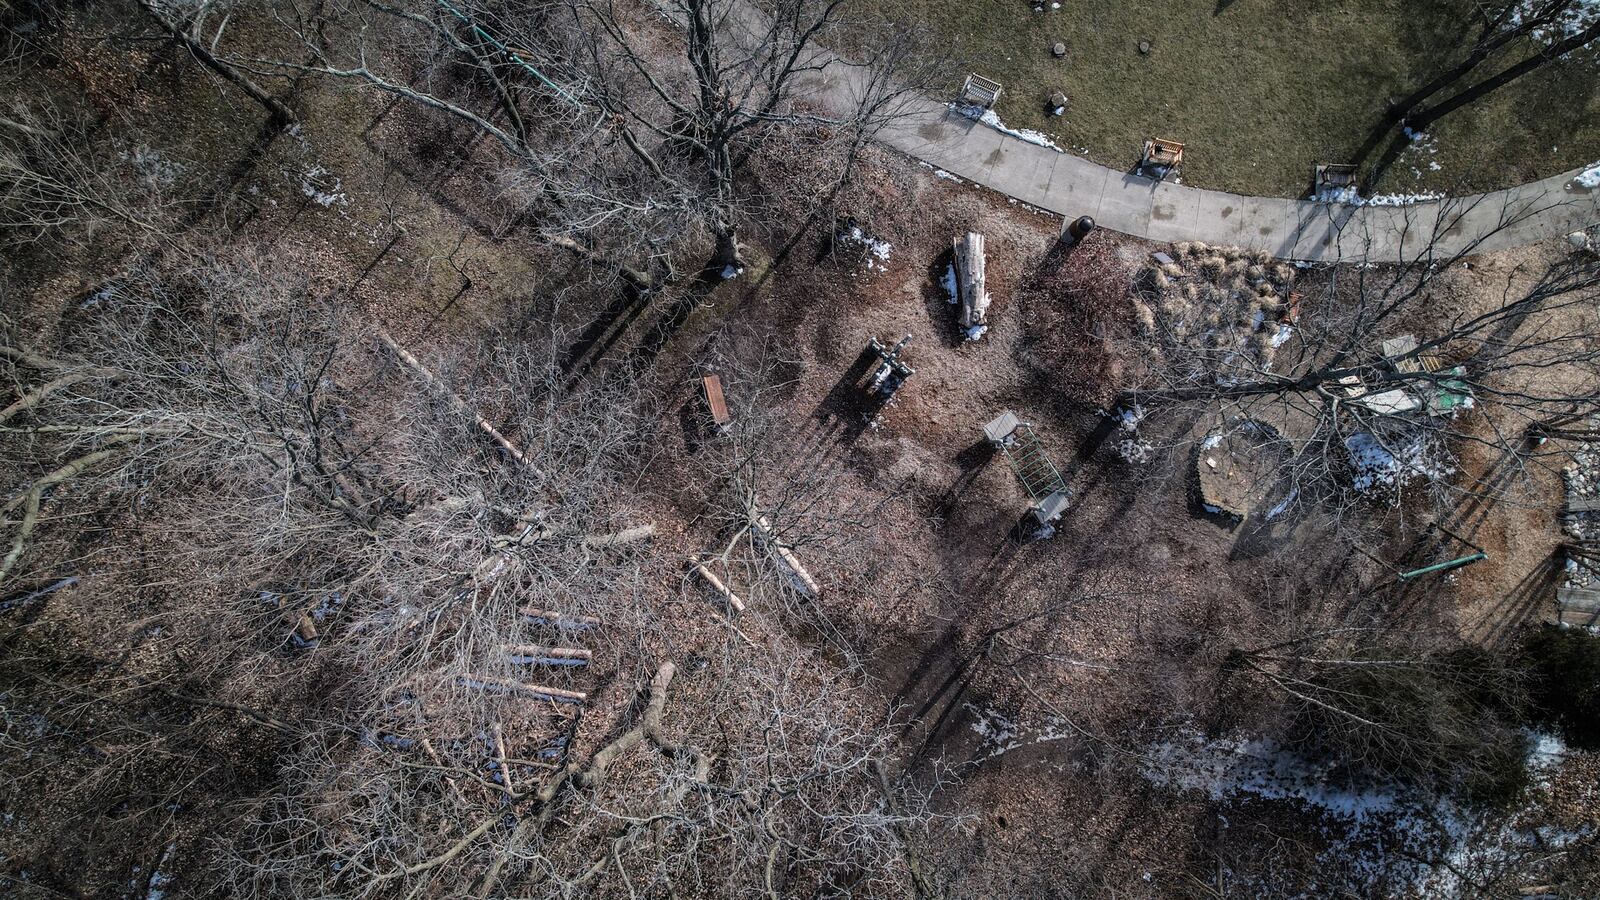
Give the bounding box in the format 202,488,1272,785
235,0,920,281
1354,0,1600,177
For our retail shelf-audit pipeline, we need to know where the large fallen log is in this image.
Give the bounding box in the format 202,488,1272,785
690,560,746,613
376,329,545,478
952,231,989,331
754,515,820,598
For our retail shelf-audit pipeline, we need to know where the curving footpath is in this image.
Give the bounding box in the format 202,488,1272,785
801,67,1600,263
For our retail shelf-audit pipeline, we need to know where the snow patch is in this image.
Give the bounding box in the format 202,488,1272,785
951,103,1064,152
299,165,347,207
1345,430,1454,494
1575,160,1600,189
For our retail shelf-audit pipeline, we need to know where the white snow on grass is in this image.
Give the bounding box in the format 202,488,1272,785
1312,187,1447,207
839,225,892,272
1141,728,1594,896
299,165,347,207
1345,430,1454,494
964,324,989,341
1514,0,1600,41
951,103,1065,152
1575,160,1600,189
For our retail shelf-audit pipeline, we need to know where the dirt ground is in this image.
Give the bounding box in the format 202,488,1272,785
1,3,1594,897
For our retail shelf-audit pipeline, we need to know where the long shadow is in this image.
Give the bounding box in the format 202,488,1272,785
1469,550,1562,647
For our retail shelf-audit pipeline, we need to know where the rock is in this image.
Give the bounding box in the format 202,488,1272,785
1049,92,1068,115
1052,42,1067,58
1137,40,1151,54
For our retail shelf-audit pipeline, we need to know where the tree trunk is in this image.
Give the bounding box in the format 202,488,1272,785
709,227,743,278
136,0,295,127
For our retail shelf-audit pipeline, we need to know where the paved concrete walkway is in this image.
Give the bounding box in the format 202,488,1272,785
804,69,1599,262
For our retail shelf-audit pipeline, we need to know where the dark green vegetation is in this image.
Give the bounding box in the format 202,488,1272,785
1522,626,1600,749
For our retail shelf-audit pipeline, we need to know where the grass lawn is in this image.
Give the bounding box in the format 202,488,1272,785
870,0,1600,197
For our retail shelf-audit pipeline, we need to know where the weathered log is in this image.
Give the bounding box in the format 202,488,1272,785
580,524,655,550
457,675,587,704
754,515,820,597
952,232,989,329
377,330,545,477
519,608,602,629
506,645,592,662
690,560,746,613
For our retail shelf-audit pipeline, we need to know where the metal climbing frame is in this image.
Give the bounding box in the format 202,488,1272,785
999,423,1068,501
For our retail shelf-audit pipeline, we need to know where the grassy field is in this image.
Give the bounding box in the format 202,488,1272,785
874,0,1600,196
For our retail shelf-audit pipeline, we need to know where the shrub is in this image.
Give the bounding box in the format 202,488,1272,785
1519,626,1600,749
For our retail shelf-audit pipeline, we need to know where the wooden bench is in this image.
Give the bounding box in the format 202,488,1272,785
1140,138,1184,180
960,74,1002,109
1314,163,1358,195
701,374,731,428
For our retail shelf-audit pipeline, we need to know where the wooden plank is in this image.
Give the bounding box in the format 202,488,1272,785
1554,607,1600,627
1556,587,1600,612
701,374,731,426
1566,497,1600,513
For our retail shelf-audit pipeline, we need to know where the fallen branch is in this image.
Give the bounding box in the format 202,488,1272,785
377,329,546,478
457,675,587,704
753,515,820,597
0,372,105,425
690,559,745,613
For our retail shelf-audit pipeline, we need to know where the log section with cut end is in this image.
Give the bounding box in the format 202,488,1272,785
754,515,820,598
690,560,746,613
952,232,989,329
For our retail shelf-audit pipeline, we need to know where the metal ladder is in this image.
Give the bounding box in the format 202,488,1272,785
1002,424,1068,500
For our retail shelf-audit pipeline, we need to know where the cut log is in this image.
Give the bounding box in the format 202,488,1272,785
952,232,989,329
519,608,602,630
377,330,545,477
754,515,820,598
507,645,592,667
690,560,746,613
581,524,655,550
457,675,587,704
